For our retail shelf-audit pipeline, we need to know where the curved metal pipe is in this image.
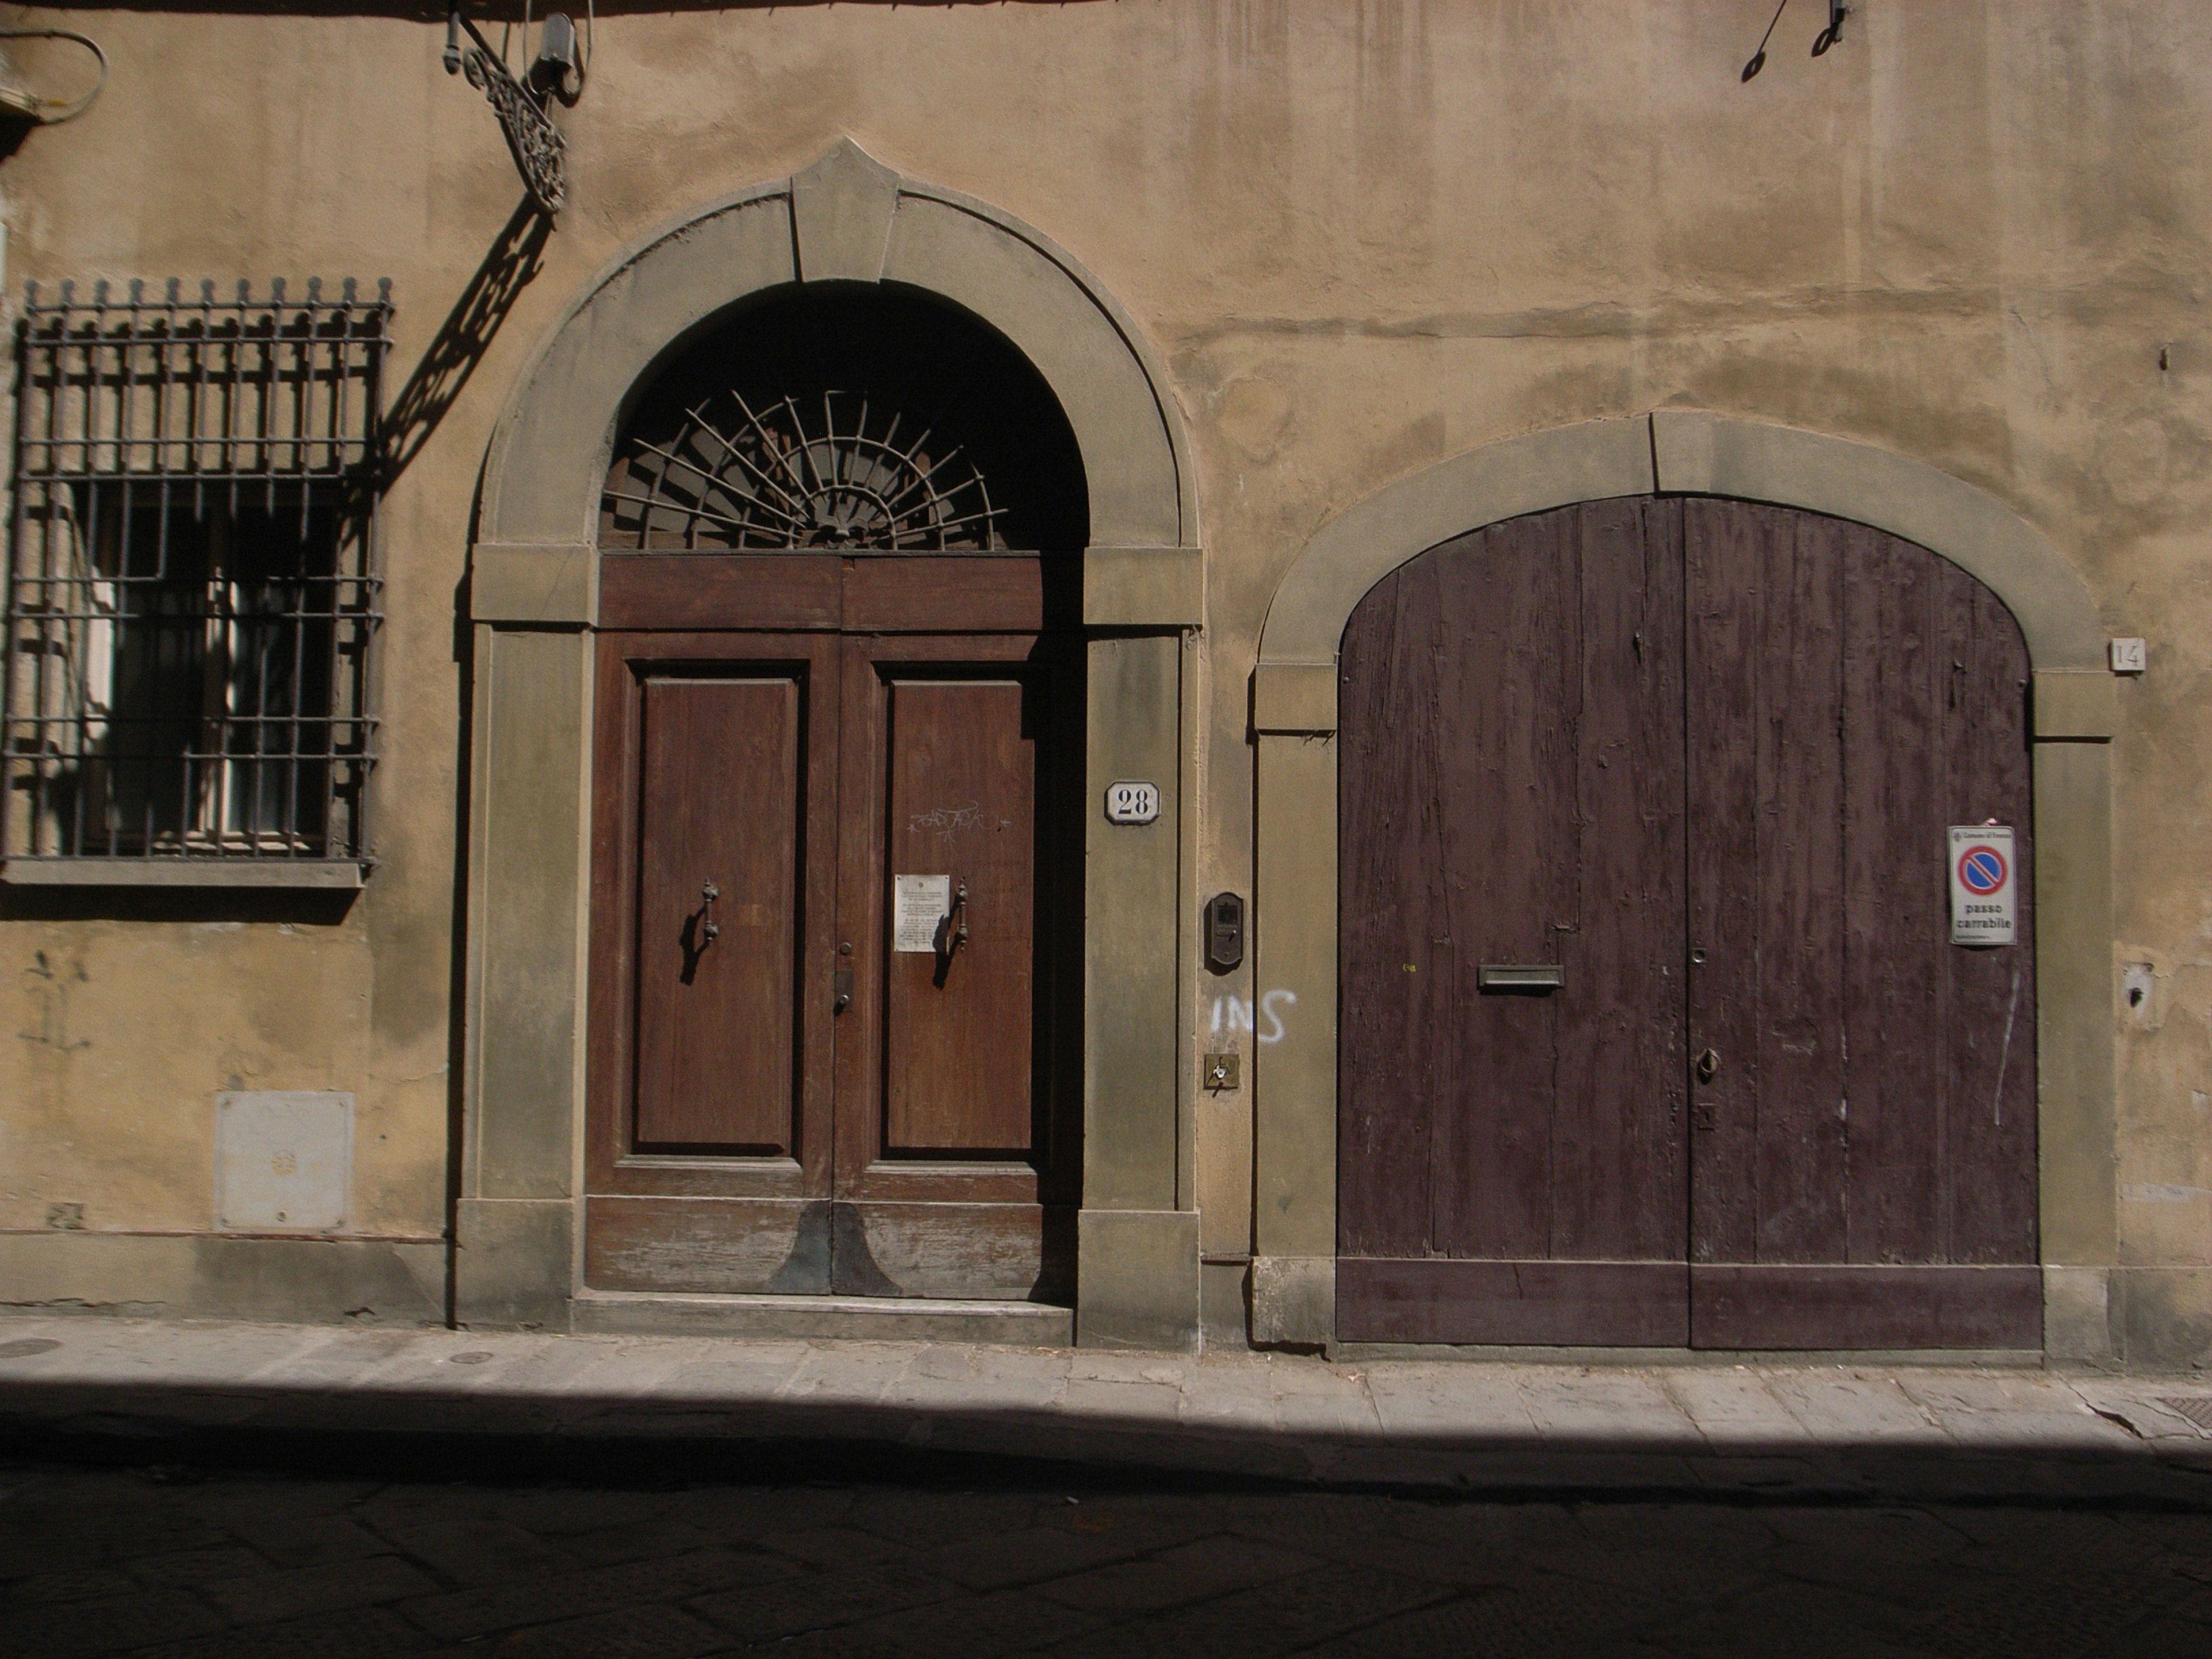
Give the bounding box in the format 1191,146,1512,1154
0,29,108,127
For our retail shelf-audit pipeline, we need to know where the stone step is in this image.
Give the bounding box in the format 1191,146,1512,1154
568,1289,1073,1346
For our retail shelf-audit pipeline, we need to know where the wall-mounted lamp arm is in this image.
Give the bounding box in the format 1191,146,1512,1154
442,9,568,218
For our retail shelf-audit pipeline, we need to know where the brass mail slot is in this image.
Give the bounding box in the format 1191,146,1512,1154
1477,963,1564,992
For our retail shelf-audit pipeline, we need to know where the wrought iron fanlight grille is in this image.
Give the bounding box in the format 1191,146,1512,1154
602,390,1006,553
2,278,391,866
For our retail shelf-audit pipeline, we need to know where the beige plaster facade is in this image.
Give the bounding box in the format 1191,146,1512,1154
0,3,2205,1365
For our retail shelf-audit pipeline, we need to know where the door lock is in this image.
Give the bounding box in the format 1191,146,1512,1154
832,968,853,1013
1695,1047,1721,1084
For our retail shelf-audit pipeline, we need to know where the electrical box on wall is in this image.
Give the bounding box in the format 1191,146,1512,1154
215,1092,353,1232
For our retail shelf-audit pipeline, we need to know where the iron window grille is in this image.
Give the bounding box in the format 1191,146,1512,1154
3,277,391,866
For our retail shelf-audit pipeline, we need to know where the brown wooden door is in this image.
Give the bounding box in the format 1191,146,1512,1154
1338,499,1691,1344
1682,499,2039,1347
1336,498,2039,1350
585,556,1078,1301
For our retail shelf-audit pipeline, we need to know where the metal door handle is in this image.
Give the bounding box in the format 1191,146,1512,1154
700,881,721,944
934,880,969,959
1695,1047,1721,1083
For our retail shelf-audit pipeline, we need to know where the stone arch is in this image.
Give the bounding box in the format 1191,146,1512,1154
473,139,1198,624
1247,414,2115,1359
457,145,1202,1341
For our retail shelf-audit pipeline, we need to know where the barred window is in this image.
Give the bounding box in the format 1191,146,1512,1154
3,278,391,872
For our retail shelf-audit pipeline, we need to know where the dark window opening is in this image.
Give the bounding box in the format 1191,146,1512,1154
600,283,1088,555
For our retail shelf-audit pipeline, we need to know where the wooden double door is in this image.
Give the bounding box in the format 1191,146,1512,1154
1338,497,2040,1350
586,555,1080,1301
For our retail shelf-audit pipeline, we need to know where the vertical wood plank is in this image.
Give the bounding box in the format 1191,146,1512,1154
1751,508,1850,1263
1552,498,1688,1262
633,676,804,1152
1843,527,1946,1264
1685,498,1763,1264
1939,570,2038,1263
1338,562,1441,1260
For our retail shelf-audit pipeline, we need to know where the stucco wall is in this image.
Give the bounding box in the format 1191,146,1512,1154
1,2,2205,1358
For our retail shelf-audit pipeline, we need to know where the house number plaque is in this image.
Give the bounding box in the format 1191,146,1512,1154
1104,781,1160,825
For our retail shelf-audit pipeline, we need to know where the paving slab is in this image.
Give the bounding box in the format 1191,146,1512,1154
1894,1368,2137,1450
1760,1368,1952,1449
1176,1356,1279,1436
1515,1369,1701,1449
1366,1361,1536,1442
1659,1366,1815,1448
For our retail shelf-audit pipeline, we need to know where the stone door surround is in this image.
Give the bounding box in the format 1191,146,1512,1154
457,142,1205,1347
1250,413,2117,1361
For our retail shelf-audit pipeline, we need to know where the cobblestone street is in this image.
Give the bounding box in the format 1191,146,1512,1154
6,1452,2212,1658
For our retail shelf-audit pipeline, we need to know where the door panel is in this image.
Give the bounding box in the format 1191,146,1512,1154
881,677,1036,1155
586,633,839,1213
1683,502,2037,1347
1842,541,2038,1269
584,1195,817,1294
1338,497,2038,1352
1338,498,1688,1344
827,631,1073,1301
586,564,1078,1303
632,677,804,1153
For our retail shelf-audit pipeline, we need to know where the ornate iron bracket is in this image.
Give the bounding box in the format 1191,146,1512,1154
444,10,566,217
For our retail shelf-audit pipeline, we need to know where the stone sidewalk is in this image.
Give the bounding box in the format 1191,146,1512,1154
3,1315,2211,1505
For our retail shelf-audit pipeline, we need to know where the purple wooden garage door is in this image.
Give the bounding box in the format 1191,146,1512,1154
1336,497,2040,1350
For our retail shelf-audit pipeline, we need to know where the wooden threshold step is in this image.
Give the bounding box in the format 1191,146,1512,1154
569,1289,1073,1346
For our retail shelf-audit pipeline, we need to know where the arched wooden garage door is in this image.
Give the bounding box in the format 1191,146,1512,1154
1336,497,2039,1350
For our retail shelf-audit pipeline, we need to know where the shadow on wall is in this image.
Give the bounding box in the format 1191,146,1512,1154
381,196,552,487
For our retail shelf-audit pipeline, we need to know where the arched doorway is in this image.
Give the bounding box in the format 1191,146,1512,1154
1334,496,2040,1348
459,144,1199,1346
584,286,1089,1302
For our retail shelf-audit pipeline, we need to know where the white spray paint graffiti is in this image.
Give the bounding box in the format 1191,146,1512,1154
1210,990,1298,1044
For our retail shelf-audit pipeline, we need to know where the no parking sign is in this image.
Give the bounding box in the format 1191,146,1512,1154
1948,825,2017,946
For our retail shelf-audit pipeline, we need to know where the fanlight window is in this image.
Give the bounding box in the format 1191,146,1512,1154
603,390,1003,553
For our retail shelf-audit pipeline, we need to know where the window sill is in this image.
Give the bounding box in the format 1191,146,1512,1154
0,859,367,889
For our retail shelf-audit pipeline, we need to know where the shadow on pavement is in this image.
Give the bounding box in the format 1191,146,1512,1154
3,1374,2209,1512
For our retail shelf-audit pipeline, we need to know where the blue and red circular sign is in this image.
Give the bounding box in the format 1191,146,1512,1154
1957,846,2009,895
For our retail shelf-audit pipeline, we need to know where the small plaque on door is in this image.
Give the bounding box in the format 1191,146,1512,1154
893,873,952,953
